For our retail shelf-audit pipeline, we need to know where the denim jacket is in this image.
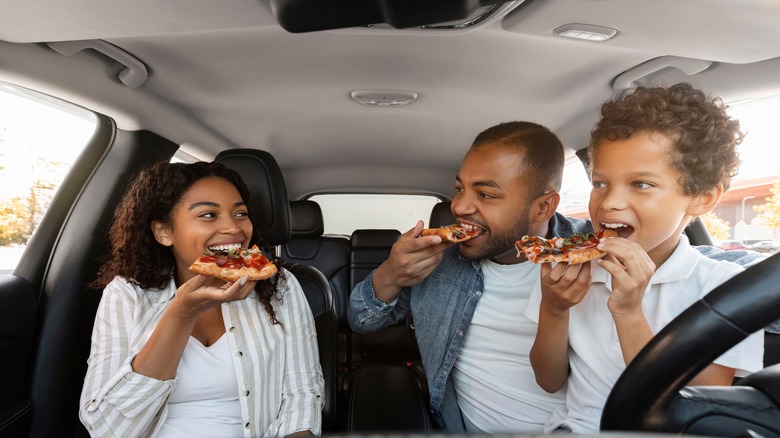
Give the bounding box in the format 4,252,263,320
348,212,592,431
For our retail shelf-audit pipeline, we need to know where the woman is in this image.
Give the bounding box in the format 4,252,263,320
79,161,323,437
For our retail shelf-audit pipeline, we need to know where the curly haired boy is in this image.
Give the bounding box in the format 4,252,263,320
524,83,764,433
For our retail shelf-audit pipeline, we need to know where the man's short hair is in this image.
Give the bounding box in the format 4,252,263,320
471,121,565,200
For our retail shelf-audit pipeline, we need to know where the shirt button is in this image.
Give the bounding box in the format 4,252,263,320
245,422,251,429
229,326,236,332
238,351,243,356
457,330,464,337
475,290,482,296
245,390,250,396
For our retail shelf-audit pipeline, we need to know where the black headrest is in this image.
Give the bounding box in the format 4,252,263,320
214,149,290,246
290,200,324,237
429,201,455,228
351,229,401,249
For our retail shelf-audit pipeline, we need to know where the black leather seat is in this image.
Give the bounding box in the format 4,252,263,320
342,365,432,434
348,229,417,366
429,201,455,228
339,228,433,433
214,150,339,431
282,200,351,323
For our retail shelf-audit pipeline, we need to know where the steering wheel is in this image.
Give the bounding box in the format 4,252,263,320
601,252,780,437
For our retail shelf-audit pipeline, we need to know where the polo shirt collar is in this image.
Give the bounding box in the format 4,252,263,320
591,235,697,292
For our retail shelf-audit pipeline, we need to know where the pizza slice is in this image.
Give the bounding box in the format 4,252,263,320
514,228,618,264
421,224,482,243
188,244,278,282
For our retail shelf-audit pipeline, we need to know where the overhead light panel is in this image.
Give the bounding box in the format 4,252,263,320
351,90,418,107
554,24,617,42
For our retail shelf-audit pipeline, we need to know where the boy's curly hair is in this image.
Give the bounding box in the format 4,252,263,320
93,160,283,324
588,83,743,195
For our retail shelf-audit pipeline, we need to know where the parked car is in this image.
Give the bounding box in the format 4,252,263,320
748,240,780,254
717,240,749,251
1,1,779,437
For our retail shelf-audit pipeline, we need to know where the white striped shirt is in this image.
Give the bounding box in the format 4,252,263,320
79,270,324,437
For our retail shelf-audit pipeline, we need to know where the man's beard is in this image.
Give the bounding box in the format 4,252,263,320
458,214,530,261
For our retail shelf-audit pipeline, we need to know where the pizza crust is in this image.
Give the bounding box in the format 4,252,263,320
189,261,277,282
421,225,480,243
562,247,605,264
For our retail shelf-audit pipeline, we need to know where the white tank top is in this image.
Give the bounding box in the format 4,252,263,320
451,259,566,433
157,335,243,438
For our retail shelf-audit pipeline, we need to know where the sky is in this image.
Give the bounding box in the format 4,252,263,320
0,88,96,198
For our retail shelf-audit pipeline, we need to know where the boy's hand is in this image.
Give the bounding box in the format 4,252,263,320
597,238,655,319
539,261,592,316
372,220,451,303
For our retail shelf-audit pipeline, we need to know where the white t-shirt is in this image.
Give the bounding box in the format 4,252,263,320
452,259,566,433
524,235,765,433
157,335,243,437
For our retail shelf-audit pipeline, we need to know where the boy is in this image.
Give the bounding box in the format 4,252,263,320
523,83,764,433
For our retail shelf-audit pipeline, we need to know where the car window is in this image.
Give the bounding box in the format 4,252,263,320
559,156,591,219
0,83,97,274
560,94,780,246
308,193,441,236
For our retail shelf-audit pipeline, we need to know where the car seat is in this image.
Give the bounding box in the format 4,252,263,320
282,200,351,323
338,228,433,433
429,201,455,228
214,149,339,431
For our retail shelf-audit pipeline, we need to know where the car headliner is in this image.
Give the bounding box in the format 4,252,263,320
0,0,779,199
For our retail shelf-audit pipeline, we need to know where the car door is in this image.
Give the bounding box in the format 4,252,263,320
0,101,178,437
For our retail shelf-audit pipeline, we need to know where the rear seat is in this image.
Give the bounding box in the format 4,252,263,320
348,229,420,366
341,228,432,433
282,205,448,433
429,201,454,228
282,200,351,322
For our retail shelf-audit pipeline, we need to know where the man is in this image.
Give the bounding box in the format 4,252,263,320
347,121,764,433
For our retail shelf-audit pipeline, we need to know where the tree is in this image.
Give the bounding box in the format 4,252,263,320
0,196,30,245
700,211,731,240
754,177,780,236
0,156,64,245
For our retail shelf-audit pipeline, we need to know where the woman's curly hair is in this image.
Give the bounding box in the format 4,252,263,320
588,83,744,195
93,160,284,324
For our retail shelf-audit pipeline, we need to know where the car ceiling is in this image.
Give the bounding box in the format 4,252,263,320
1,0,779,200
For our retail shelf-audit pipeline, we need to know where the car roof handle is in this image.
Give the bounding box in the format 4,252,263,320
47,40,148,89
612,56,713,91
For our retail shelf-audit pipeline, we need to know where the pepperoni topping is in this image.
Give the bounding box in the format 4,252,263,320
515,230,614,260
196,245,272,270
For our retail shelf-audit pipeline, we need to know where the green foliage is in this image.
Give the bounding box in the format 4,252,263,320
700,211,731,240
0,196,31,245
0,158,62,245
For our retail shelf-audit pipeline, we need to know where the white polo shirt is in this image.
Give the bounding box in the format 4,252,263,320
524,235,764,434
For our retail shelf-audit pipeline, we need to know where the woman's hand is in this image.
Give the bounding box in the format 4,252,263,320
170,274,257,321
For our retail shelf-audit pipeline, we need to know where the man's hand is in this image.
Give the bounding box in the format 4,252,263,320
372,220,451,303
